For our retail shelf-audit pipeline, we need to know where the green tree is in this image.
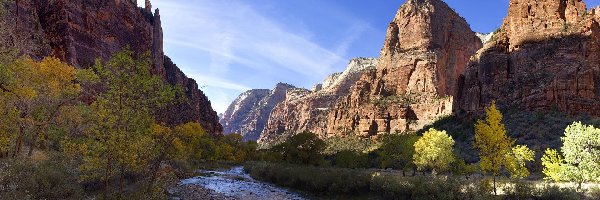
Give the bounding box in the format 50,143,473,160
451,154,478,180
413,128,455,175
147,122,206,191
377,134,419,175
541,148,565,182
473,101,514,195
0,57,85,158
271,131,326,166
334,150,368,169
75,49,176,196
505,145,535,179
542,122,600,188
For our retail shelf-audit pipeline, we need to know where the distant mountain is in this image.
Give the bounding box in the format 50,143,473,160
220,83,296,141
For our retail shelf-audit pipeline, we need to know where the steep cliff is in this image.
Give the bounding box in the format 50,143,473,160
457,0,600,116
1,0,222,133
259,58,377,144
258,0,482,145
221,83,296,141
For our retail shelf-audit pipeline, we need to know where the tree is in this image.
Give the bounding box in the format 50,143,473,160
271,131,326,166
334,150,368,169
147,122,206,192
413,128,455,175
542,122,600,189
541,148,565,182
473,101,514,195
74,49,176,197
0,57,84,158
505,145,534,179
451,154,478,180
377,134,419,175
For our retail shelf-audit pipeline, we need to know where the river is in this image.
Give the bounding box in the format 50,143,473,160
173,166,307,200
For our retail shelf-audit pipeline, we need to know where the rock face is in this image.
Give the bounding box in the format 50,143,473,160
1,0,222,133
259,0,482,145
221,83,296,141
457,0,600,116
258,58,377,144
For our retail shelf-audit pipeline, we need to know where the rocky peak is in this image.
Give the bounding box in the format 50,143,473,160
457,0,600,116
145,0,152,13
476,32,494,44
502,0,586,50
257,0,483,145
221,84,297,141
378,0,481,97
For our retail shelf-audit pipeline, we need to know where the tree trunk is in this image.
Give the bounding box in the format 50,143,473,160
104,154,112,199
147,153,165,193
493,175,497,195
119,165,125,197
27,130,39,157
12,126,24,158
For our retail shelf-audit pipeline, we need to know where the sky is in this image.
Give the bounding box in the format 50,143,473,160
137,0,600,114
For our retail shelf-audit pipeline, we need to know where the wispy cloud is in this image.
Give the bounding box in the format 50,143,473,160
139,0,372,113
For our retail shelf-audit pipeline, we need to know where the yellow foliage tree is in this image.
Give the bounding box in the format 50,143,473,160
505,145,534,179
0,56,83,157
73,49,176,197
413,128,455,175
541,148,565,182
474,101,514,195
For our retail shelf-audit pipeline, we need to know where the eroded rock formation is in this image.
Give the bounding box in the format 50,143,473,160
220,83,296,141
258,58,378,144
457,0,600,116
258,0,482,145
1,0,222,133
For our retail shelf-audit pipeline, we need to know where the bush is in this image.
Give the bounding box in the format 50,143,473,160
504,181,536,200
0,157,85,199
535,185,580,200
245,162,370,196
269,131,327,166
333,150,368,169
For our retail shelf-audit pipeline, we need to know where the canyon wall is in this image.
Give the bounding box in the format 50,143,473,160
258,0,482,145
1,0,222,133
457,0,600,116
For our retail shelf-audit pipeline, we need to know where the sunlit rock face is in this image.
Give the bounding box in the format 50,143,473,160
221,83,296,141
258,58,377,144
258,0,482,145
2,0,222,133
457,0,600,116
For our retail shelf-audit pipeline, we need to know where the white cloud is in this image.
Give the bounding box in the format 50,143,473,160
155,0,351,78
186,73,251,92
143,0,371,113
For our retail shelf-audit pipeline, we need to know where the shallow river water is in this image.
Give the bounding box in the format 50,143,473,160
178,166,307,200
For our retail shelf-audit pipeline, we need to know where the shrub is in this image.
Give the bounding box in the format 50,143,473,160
244,162,370,196
535,185,580,200
503,181,536,200
0,157,84,199
333,150,368,169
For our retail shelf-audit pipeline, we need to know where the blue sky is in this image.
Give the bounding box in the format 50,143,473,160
137,0,600,113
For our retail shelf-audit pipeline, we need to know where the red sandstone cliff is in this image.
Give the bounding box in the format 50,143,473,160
258,0,482,145
1,0,222,133
457,0,600,116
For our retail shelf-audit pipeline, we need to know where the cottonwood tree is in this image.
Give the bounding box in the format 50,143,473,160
378,134,419,175
473,101,534,195
505,145,534,179
0,57,84,157
542,122,600,189
146,122,206,192
74,49,176,197
413,128,455,175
